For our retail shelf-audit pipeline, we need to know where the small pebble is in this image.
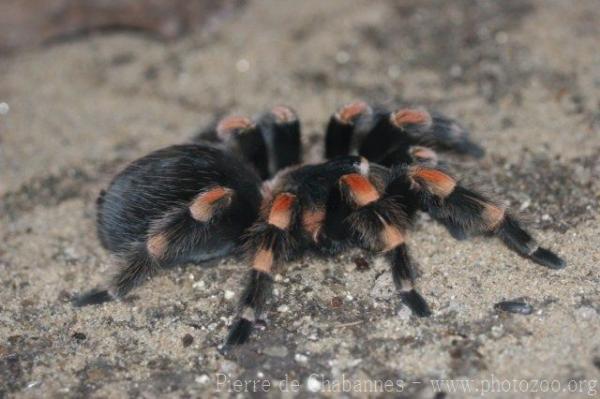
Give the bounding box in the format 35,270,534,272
387,65,401,79
26,381,41,389
255,319,267,330
495,31,509,44
450,64,463,78
576,307,596,320
182,333,194,347
277,305,289,313
0,102,9,115
519,199,531,211
494,300,533,315
306,376,322,392
370,273,394,300
491,325,504,338
236,59,250,73
57,290,71,302
224,290,235,300
353,256,370,271
397,305,412,321
71,332,87,341
195,374,210,384
263,345,288,357
335,51,350,64
294,353,308,363
330,296,343,308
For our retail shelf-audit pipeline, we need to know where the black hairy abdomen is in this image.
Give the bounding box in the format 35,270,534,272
97,144,262,255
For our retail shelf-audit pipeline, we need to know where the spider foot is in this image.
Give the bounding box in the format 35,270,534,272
222,318,254,353
400,289,432,317
530,247,566,269
72,288,114,307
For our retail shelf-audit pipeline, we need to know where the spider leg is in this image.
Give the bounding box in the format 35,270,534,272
338,171,431,316
359,106,484,165
259,105,302,174
73,186,239,306
325,101,372,159
408,145,440,167
389,244,431,317
426,110,484,158
404,165,566,269
223,192,298,350
216,115,270,179
204,107,302,179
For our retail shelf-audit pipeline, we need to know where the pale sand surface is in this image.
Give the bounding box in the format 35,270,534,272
1,1,599,397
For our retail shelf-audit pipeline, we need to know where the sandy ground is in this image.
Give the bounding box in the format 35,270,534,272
1,0,599,398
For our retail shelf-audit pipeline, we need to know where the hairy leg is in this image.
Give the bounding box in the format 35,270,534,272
223,192,298,349
405,165,565,269
339,171,432,316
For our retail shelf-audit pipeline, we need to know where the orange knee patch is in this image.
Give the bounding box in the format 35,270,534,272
147,233,168,258
482,203,506,230
253,248,274,273
336,101,369,124
271,105,297,123
391,108,432,128
216,115,254,139
409,167,456,197
340,173,380,206
190,187,233,222
302,208,325,241
410,146,438,164
380,224,405,252
268,193,296,230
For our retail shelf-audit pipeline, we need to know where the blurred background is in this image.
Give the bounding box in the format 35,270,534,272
0,0,599,397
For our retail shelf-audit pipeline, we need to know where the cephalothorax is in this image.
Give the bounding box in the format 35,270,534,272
74,102,565,351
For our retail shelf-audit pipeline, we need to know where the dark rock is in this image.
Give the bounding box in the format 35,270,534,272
353,256,370,271
72,332,87,341
182,334,194,348
330,296,343,308
494,300,534,315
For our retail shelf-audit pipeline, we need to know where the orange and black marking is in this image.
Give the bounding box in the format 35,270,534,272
481,202,506,231
302,208,325,242
267,193,296,230
335,101,370,124
252,248,274,273
409,146,438,164
250,192,297,273
189,186,234,222
147,232,168,259
339,173,380,206
408,166,457,198
216,115,254,139
390,108,432,128
380,223,405,252
271,105,297,124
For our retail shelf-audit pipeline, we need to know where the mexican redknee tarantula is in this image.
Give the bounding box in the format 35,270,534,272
73,102,565,351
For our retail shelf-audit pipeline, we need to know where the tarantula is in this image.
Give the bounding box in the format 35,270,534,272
73,102,565,351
